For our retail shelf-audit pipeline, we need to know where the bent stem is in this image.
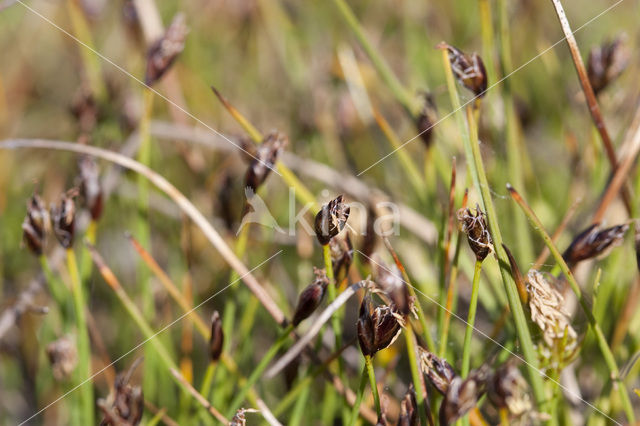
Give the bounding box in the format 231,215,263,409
461,260,483,377
507,184,636,423
364,354,381,417
66,248,94,424
440,48,547,409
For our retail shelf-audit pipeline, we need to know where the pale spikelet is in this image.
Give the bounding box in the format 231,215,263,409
526,270,577,350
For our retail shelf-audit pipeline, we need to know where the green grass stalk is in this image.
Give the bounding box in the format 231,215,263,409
406,323,431,426
364,354,381,416
461,260,482,377
507,184,636,423
440,48,547,409
348,367,368,426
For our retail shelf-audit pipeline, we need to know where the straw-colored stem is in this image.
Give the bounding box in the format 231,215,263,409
169,368,228,424
440,48,546,408
364,355,381,417
66,248,94,424
507,184,635,423
461,260,483,377
499,407,510,425
331,0,418,115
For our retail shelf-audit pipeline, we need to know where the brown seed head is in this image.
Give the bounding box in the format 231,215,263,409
439,368,487,425
144,13,188,86
50,192,77,249
418,347,456,396
587,35,629,95
330,233,353,284
374,260,413,317
22,193,48,256
562,223,628,266
292,268,329,326
487,361,532,417
209,311,224,362
244,132,287,193
78,156,104,221
357,295,403,357
438,43,488,97
458,204,492,261
315,195,350,245
415,92,437,149
46,336,78,381
100,359,144,426
398,384,419,426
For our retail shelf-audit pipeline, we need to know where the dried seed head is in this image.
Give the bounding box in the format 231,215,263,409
526,270,577,350
415,92,437,148
562,223,628,266
458,205,492,262
22,193,48,256
330,233,353,284
438,43,488,97
398,384,419,426
487,362,532,417
418,347,456,396
374,260,413,317
439,369,487,425
315,195,350,245
230,408,258,426
244,132,287,193
144,13,188,86
78,156,104,221
99,359,144,426
46,336,77,381
292,268,329,326
587,36,629,95
50,192,77,249
209,311,224,362
357,295,403,357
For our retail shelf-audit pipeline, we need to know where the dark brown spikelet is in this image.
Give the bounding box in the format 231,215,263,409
330,233,353,284
99,359,144,426
418,347,456,396
458,205,492,262
562,222,628,266
22,193,48,256
415,92,437,148
439,368,488,425
230,408,258,426
78,156,104,221
315,195,350,245
487,361,532,417
244,132,287,193
46,336,78,381
144,13,188,86
398,384,419,426
587,36,629,95
292,268,329,326
438,43,488,97
357,295,403,357
50,192,77,249
374,260,412,317
209,311,224,362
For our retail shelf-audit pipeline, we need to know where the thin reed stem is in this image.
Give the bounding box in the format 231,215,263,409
507,184,636,423
461,260,482,377
66,248,94,424
440,48,547,409
348,367,368,426
406,323,432,426
364,354,381,416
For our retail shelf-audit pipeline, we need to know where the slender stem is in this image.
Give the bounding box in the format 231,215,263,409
226,324,294,418
348,367,368,426
461,260,483,377
199,362,216,401
331,0,418,115
169,368,228,424
40,255,68,317
289,379,311,426
438,230,464,358
440,48,547,409
507,184,636,423
66,248,94,424
499,407,510,425
406,323,432,426
364,355,381,416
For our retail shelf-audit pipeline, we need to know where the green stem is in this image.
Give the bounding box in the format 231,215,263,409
438,231,464,358
199,362,216,401
66,248,94,424
364,355,381,416
226,324,294,417
507,184,636,423
40,255,69,319
331,0,418,115
461,260,482,377
440,48,547,410
406,324,430,426
348,367,369,426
